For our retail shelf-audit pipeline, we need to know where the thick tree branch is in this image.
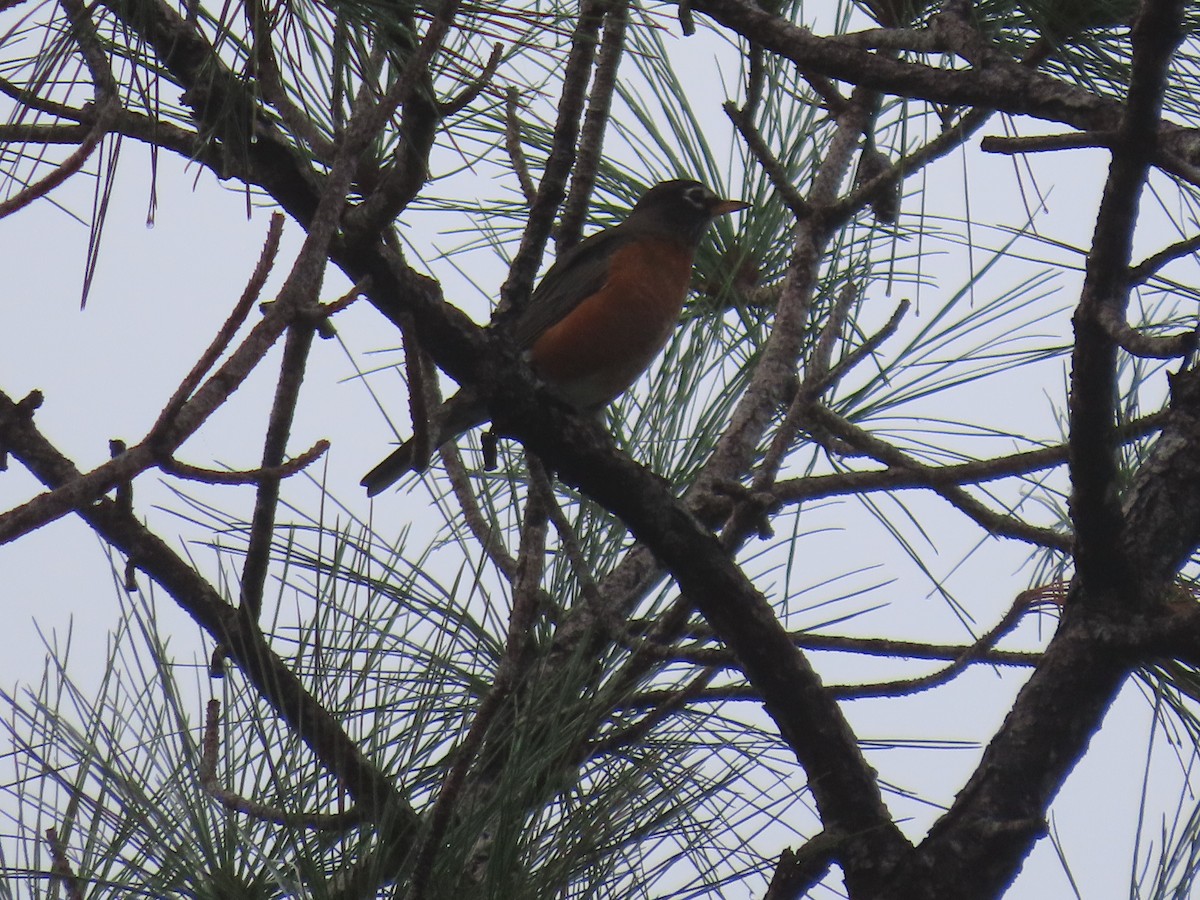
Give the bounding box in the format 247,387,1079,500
476,397,912,888
1068,0,1183,604
0,390,418,834
238,323,316,622
688,0,1200,164
888,7,1193,894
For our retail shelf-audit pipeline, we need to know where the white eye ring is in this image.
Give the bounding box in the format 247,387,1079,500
683,184,714,209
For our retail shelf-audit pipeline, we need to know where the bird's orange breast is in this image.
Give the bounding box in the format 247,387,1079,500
527,238,694,409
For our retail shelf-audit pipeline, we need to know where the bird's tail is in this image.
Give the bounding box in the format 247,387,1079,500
361,391,486,496
361,440,422,496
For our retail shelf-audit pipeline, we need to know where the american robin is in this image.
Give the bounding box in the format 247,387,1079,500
362,179,749,495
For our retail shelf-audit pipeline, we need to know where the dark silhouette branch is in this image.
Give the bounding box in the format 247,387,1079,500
1068,0,1183,605
504,87,536,204
1130,232,1200,286
437,41,503,116
162,440,329,484
804,404,1073,551
0,390,419,834
771,410,1164,511
723,100,811,218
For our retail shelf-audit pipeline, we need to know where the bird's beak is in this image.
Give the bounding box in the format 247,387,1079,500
712,198,751,216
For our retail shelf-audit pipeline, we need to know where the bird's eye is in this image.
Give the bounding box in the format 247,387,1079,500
683,184,714,209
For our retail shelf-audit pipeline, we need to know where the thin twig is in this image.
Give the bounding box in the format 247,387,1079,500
0,75,86,119
326,0,463,247
0,118,111,219
827,105,995,228
504,87,536,204
644,627,1042,670
45,828,83,900
439,42,504,116
0,121,92,143
163,440,329,483
343,3,460,236
528,455,601,607
629,592,1049,710
723,101,810,218
1,0,120,220
771,408,1165,509
833,591,1050,698
1130,232,1200,285
810,299,910,398
980,132,1200,191
980,131,1116,155
1096,304,1197,359
200,700,364,829
590,666,719,755
805,405,1073,551
440,445,519,579
246,0,336,160
723,296,910,542
151,213,285,437
498,0,605,312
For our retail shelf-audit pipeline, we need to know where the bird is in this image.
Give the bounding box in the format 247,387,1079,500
362,179,749,496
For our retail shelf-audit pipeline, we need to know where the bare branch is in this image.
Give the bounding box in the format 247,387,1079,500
239,322,317,623
440,443,520,580
498,0,605,312
980,130,1115,155
804,404,1073,551
590,666,718,755
0,114,113,219
772,409,1163,509
152,213,285,435
245,0,336,160
1096,304,1197,359
1130,231,1200,286
438,42,504,116
834,590,1050,699
162,440,329,483
723,100,810,218
557,0,629,251
504,88,536,204
528,454,601,607
200,700,364,830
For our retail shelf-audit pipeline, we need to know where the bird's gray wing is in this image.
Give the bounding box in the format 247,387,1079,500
511,225,632,348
